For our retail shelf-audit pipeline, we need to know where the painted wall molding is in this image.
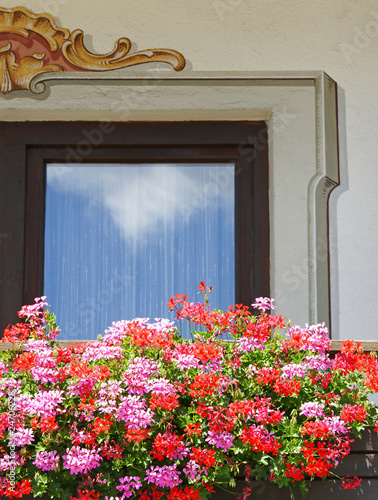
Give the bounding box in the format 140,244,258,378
0,6,185,94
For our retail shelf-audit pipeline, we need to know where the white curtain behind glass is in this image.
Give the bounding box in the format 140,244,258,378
44,164,235,339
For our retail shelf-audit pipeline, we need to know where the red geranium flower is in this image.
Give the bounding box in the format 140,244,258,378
3,323,30,344
341,476,362,490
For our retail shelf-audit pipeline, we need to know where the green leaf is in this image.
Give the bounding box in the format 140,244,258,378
299,481,309,498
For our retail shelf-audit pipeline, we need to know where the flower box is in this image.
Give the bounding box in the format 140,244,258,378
1,288,378,499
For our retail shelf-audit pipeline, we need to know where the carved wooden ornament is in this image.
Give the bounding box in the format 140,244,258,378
0,6,186,94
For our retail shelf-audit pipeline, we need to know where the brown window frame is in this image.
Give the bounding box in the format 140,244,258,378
0,121,269,337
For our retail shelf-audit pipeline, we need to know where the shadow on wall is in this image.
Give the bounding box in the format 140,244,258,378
328,85,349,340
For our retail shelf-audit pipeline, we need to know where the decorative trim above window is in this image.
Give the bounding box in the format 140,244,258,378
0,6,185,94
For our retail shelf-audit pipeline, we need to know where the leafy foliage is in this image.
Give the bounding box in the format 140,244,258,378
0,286,377,499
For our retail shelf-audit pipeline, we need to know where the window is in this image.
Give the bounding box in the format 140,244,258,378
0,121,269,339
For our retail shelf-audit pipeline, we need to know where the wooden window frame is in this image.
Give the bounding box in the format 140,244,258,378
0,121,269,337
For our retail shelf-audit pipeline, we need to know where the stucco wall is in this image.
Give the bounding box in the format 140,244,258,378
1,0,377,339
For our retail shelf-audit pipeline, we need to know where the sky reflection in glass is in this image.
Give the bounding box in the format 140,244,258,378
44,163,235,339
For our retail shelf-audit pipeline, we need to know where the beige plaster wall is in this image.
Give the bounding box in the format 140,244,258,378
1,0,378,339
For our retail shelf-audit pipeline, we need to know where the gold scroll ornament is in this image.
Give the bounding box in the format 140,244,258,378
0,6,186,94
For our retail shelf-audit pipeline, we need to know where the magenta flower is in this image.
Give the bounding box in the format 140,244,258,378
237,336,266,353
18,296,48,324
0,361,8,376
9,427,34,446
63,446,102,474
116,395,154,429
183,460,204,481
68,378,97,397
20,389,64,418
147,377,175,395
145,464,182,488
252,297,275,312
324,416,348,435
299,402,325,419
97,381,123,414
33,451,60,471
82,342,124,361
171,352,200,370
0,453,21,472
281,363,307,379
205,430,236,451
116,476,142,498
122,357,159,395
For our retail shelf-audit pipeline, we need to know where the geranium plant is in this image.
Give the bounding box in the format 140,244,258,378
1,283,378,499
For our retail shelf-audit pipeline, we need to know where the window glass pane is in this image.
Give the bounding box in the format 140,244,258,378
44,163,235,339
